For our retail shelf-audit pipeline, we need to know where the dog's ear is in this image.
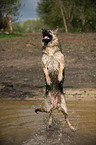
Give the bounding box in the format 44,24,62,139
55,26,58,33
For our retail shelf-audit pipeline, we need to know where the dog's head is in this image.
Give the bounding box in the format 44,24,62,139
41,27,58,46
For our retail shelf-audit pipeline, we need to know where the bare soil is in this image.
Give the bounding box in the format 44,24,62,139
0,33,96,99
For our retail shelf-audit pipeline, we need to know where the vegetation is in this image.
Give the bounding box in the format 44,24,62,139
12,18,50,33
0,0,23,32
37,0,96,32
0,33,25,39
1,0,96,33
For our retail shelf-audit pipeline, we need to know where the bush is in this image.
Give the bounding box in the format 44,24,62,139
12,22,26,33
12,18,50,33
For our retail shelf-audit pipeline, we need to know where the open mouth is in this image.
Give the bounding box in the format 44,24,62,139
41,28,52,44
43,36,50,39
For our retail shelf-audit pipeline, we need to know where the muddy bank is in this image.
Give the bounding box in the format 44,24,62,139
0,87,96,100
0,33,96,99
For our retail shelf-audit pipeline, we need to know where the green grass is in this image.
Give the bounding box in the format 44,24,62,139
0,33,25,39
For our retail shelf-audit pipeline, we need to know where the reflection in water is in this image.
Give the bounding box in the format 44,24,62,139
0,100,96,145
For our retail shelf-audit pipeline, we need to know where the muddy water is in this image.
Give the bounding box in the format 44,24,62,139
0,99,96,145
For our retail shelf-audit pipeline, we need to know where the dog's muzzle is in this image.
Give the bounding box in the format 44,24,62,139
41,28,52,44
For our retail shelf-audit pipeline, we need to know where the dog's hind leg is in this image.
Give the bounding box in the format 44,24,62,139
35,97,52,113
64,115,76,131
35,102,53,128
60,94,76,131
35,96,54,128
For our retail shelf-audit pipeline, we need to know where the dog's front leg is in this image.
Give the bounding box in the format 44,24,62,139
58,63,64,82
57,52,65,82
43,67,51,85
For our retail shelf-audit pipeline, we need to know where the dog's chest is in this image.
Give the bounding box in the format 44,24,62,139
42,49,61,73
47,55,59,73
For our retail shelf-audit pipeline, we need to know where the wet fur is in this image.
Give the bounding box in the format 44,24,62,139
35,28,76,131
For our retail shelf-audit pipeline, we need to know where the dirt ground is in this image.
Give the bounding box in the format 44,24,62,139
0,33,96,99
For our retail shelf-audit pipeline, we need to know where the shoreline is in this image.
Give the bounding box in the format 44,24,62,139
0,88,96,101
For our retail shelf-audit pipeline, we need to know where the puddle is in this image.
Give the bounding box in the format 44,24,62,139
0,99,96,145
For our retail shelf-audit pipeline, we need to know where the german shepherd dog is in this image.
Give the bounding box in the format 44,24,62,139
35,27,76,131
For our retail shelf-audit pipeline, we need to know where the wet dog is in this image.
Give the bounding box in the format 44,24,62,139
35,27,76,131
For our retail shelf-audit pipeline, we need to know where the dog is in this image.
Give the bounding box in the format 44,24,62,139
35,27,76,131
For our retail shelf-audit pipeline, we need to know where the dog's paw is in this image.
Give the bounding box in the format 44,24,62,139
71,126,76,132
58,74,62,82
47,78,52,85
35,108,41,114
47,80,52,85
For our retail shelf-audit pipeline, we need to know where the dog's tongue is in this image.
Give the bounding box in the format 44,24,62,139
44,36,49,39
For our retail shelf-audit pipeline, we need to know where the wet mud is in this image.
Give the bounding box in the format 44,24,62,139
0,100,96,145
